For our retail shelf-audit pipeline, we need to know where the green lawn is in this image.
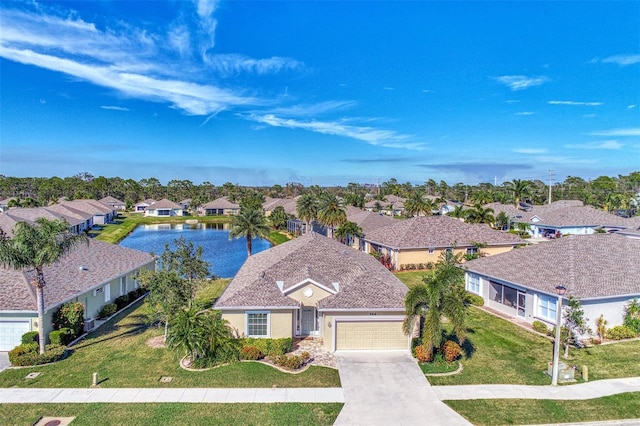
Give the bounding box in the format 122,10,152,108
446,392,640,425
393,270,432,288
0,403,343,426
269,230,291,245
0,298,340,389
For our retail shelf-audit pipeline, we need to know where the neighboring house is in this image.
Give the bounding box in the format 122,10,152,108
214,232,410,352
362,215,523,270
0,208,78,236
99,196,126,211
134,199,157,213
62,199,117,225
344,209,395,250
0,198,17,213
179,199,192,211
364,195,406,216
463,233,640,332
0,240,155,350
263,197,298,217
144,198,184,217
46,203,94,234
200,197,240,216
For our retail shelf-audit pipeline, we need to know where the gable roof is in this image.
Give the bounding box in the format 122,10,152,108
202,197,240,210
346,209,395,235
63,199,113,215
215,232,407,310
0,240,155,312
364,215,523,249
464,233,640,299
263,197,298,215
148,198,182,209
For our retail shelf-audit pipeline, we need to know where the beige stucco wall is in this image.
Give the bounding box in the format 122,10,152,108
393,245,516,270
221,309,293,338
287,283,332,306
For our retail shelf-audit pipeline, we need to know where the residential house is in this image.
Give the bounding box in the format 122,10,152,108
362,215,523,270
46,203,94,234
99,196,126,211
133,199,157,213
0,208,81,236
262,197,298,217
62,199,117,225
0,240,155,350
144,198,184,217
364,195,406,216
463,233,640,332
200,197,240,216
0,198,17,213
215,232,410,352
343,209,395,250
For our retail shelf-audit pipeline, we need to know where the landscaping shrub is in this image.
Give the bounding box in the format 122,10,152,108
49,328,74,346
114,294,130,310
607,325,637,340
272,354,303,370
300,351,311,362
98,303,118,319
532,320,550,334
241,338,292,357
53,302,84,337
440,340,462,362
8,343,66,366
623,298,640,334
239,346,263,360
466,293,484,306
414,344,434,363
21,331,38,345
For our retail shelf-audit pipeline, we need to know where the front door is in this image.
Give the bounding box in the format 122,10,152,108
301,307,315,335
517,291,526,317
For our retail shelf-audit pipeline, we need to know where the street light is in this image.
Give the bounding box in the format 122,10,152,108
551,285,567,386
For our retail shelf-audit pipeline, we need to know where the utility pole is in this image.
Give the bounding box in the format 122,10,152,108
548,170,554,204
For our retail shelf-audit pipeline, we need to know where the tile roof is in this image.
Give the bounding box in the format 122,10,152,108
0,240,155,311
464,233,640,299
202,197,240,209
215,232,407,310
364,215,523,249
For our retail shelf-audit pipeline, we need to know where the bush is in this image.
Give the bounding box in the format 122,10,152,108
8,343,66,366
466,293,484,306
272,354,303,370
21,331,38,345
114,295,130,310
98,303,118,319
623,298,640,334
607,325,637,340
49,328,74,346
53,302,84,337
414,344,433,363
239,346,263,361
532,320,550,334
241,338,292,357
440,340,462,362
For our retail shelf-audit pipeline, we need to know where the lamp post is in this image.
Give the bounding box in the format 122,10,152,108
551,285,567,386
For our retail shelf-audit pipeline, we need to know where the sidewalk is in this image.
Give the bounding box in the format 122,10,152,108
0,387,344,404
431,377,640,401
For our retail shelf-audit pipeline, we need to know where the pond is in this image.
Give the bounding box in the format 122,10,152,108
119,222,272,278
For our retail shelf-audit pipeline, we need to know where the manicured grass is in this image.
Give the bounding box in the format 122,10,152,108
0,300,340,388
193,278,231,308
428,307,640,386
419,359,459,375
445,392,640,425
0,403,343,426
394,270,433,288
269,230,292,245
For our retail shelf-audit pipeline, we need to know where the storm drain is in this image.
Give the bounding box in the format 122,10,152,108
34,417,75,426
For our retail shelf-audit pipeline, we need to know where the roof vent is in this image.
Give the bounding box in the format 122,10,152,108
79,266,88,271
276,281,284,292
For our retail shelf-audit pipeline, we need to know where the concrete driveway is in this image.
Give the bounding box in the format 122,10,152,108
334,351,471,426
0,352,9,373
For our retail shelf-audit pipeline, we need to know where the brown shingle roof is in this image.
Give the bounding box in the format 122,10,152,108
346,210,395,235
364,215,523,249
202,197,240,209
0,240,155,311
148,198,182,209
464,233,640,299
215,232,407,310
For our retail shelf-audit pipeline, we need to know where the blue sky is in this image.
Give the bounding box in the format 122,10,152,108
1,1,638,187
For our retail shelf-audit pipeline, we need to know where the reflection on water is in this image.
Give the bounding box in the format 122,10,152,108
119,222,271,278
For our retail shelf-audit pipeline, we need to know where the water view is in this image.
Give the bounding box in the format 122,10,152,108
119,222,272,278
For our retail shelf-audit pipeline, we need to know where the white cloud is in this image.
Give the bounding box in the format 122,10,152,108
495,75,548,91
602,54,640,66
513,148,547,154
548,100,603,106
383,87,395,91
203,53,304,75
565,140,623,150
588,128,640,137
515,112,534,116
247,114,423,150
628,104,637,109
101,106,130,111
266,101,357,117
534,156,597,165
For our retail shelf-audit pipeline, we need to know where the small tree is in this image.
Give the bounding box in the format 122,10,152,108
562,296,591,357
623,298,640,334
596,314,608,341
139,270,191,342
268,206,289,230
160,237,211,300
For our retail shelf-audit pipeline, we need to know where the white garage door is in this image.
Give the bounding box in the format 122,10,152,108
0,321,31,351
336,321,408,350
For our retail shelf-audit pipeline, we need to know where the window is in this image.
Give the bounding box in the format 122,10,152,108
468,274,480,294
120,277,126,295
466,247,478,255
489,281,519,310
537,294,557,321
428,248,435,254
104,284,110,303
247,312,269,337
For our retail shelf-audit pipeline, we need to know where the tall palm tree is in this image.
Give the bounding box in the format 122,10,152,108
403,250,467,354
334,221,363,245
0,218,88,354
296,193,318,235
404,192,434,217
228,208,271,256
506,179,530,209
317,193,347,238
465,203,495,225
446,205,466,220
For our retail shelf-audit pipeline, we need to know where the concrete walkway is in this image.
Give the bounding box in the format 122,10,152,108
0,387,344,404
0,352,9,373
333,351,471,426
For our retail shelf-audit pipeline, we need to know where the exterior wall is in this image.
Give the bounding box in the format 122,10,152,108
220,309,293,338
320,310,406,352
221,311,246,337
375,245,517,271
582,296,639,330
286,283,332,306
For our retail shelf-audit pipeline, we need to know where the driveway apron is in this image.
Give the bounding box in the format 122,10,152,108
334,351,471,426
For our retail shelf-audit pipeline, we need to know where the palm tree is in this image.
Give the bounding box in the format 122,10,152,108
404,192,434,217
296,193,318,235
446,205,466,220
334,221,363,245
403,250,467,354
317,193,346,238
506,179,530,209
465,203,495,225
0,218,87,354
229,208,271,256
494,211,510,231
